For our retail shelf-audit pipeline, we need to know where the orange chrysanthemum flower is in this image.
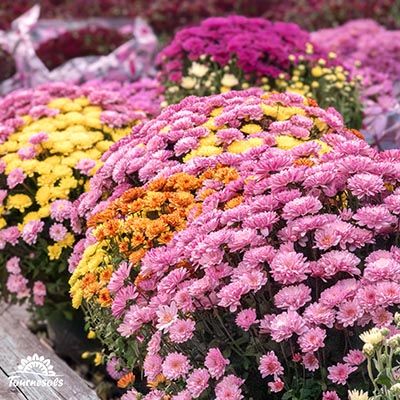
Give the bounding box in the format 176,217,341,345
117,372,135,389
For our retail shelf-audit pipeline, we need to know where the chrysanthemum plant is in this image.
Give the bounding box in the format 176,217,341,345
0,80,162,321
345,314,400,400
69,90,384,399
157,16,363,129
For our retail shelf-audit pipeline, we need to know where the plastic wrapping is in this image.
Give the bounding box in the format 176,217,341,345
0,6,158,94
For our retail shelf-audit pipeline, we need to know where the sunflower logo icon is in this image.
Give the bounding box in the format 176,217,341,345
15,354,57,377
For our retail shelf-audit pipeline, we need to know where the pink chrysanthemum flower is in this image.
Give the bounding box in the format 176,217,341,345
108,262,132,294
49,223,68,242
269,310,307,342
204,348,229,379
144,354,163,381
21,220,45,245
6,257,21,274
258,351,284,378
327,363,357,385
17,146,36,160
282,196,322,220
268,378,284,393
270,251,311,284
162,352,190,380
274,284,312,310
169,319,195,344
156,302,179,332
215,375,244,400
343,350,366,366
322,391,340,400
347,172,385,198
298,327,326,353
7,168,25,189
76,158,96,176
186,368,210,398
302,353,319,372
235,308,257,331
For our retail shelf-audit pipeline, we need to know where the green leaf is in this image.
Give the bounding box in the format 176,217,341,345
375,370,392,388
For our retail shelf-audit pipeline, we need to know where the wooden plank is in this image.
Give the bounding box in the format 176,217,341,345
0,304,99,400
0,367,26,400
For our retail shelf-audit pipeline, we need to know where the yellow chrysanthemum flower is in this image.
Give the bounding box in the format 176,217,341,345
227,138,264,154
240,123,263,135
7,194,32,212
47,243,62,260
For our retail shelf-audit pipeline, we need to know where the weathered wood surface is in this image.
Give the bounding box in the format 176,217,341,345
0,304,99,400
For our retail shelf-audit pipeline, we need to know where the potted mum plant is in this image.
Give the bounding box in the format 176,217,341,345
0,79,162,357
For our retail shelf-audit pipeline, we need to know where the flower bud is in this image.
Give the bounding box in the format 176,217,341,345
381,327,390,337
390,383,400,395
362,343,375,357
394,312,400,326
387,334,400,348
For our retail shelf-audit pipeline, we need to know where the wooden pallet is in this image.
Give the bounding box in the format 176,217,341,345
0,304,99,400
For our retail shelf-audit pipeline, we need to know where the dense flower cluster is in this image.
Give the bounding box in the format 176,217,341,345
261,0,399,31
77,133,400,399
1,1,398,35
70,167,239,310
71,89,361,253
352,314,400,399
0,79,162,319
69,90,372,399
312,20,400,149
157,16,362,128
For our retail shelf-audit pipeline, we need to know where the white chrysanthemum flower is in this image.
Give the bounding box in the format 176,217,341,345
189,62,209,78
221,74,239,88
348,389,369,400
181,77,197,89
360,328,384,346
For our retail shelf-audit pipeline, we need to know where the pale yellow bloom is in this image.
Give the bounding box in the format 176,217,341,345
348,389,369,400
181,76,197,89
360,328,384,346
221,74,239,88
189,62,209,78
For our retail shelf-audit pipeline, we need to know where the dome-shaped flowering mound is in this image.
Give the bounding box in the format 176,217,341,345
312,20,400,148
0,79,162,319
69,165,240,308
70,90,364,395
157,16,362,128
73,90,362,233
73,135,400,399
